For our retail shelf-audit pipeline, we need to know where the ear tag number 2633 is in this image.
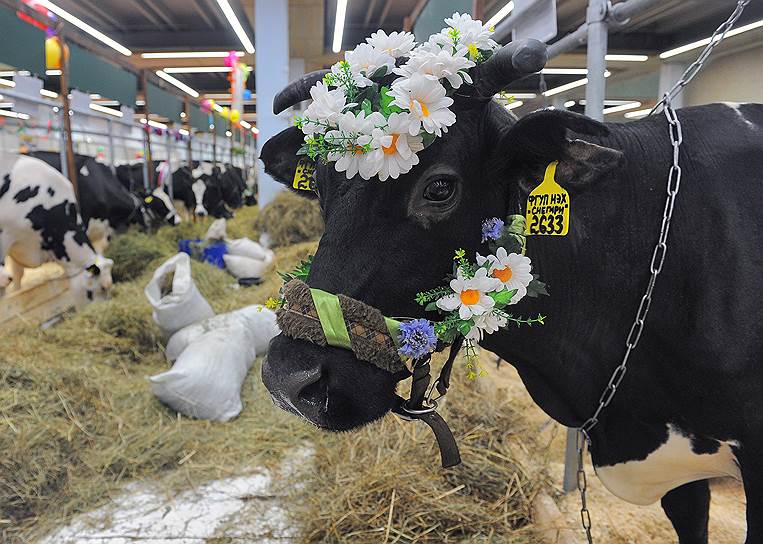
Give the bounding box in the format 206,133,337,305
525,161,570,236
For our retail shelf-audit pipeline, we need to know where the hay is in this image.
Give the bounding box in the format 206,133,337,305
254,190,324,247
1,201,548,543
105,232,172,283
295,364,546,543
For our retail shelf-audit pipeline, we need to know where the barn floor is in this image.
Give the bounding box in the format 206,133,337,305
487,359,747,543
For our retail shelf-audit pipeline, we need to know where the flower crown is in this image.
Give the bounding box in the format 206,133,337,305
294,13,499,181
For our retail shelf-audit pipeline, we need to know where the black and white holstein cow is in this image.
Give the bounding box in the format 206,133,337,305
170,162,237,219
0,152,113,296
260,39,763,543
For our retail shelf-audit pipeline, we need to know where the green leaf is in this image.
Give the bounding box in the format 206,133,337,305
421,132,437,148
361,99,373,116
527,278,549,298
490,288,517,307
371,66,389,79
424,301,439,312
457,319,474,336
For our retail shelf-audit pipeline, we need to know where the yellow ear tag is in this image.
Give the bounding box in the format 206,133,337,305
525,161,570,236
293,157,316,192
144,196,154,204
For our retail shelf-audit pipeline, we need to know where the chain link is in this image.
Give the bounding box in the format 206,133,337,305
574,2,750,542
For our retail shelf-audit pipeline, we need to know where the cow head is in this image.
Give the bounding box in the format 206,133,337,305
259,39,625,431
144,186,181,226
85,254,114,296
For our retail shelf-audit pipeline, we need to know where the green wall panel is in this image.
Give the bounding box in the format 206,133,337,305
413,0,471,42
146,82,184,123
189,104,211,132
69,43,137,106
0,6,45,75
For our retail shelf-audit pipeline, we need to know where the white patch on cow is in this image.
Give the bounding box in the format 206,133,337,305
192,179,208,215
193,161,214,179
723,102,756,130
594,425,741,506
152,186,180,222
79,164,90,177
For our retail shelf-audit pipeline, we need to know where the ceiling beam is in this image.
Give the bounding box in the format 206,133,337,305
364,0,380,26
142,0,180,30
189,0,218,29
378,0,393,27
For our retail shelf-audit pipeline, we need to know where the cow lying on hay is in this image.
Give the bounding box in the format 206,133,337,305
0,153,113,297
258,13,763,544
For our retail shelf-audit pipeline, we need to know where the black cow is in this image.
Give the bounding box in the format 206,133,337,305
260,39,763,543
29,151,148,232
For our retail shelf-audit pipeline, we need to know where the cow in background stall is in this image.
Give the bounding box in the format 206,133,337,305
0,152,113,297
168,161,235,219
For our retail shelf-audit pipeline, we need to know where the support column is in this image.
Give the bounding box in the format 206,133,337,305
659,61,688,109
584,0,609,121
255,0,290,207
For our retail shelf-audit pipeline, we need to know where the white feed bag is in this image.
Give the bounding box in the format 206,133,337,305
165,305,279,363
205,218,227,241
144,253,215,337
225,237,268,261
149,321,256,422
223,253,273,280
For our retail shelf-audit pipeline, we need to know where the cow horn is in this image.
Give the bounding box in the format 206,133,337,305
470,39,548,97
273,69,331,114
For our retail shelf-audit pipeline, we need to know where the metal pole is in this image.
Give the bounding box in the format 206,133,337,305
584,0,609,122
165,129,174,200
58,108,68,180
58,34,79,202
141,71,155,190
107,118,116,173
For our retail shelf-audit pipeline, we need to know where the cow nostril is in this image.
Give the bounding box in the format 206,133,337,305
297,379,329,412
285,366,323,405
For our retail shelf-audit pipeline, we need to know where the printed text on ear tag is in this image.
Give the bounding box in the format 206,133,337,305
293,157,317,192
525,161,570,236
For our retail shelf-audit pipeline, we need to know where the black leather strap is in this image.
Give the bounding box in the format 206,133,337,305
418,411,462,468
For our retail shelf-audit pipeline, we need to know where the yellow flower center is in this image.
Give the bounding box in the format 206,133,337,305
492,267,513,283
460,289,480,305
411,99,430,117
383,133,400,155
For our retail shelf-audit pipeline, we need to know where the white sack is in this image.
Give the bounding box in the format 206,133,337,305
149,321,255,422
225,237,268,261
165,305,279,363
223,253,273,279
204,218,227,241
144,253,214,337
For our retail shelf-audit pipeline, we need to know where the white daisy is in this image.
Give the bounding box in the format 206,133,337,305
476,247,534,304
345,43,396,87
394,44,475,89
436,268,502,320
365,112,424,181
389,73,456,137
366,30,416,58
301,81,347,135
326,111,386,179
465,312,507,341
432,12,498,57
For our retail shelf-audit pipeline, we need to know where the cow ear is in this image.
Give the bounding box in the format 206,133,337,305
505,109,624,193
259,126,318,199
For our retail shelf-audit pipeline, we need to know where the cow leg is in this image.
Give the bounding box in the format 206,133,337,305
737,443,763,543
660,480,710,544
7,256,24,293
0,231,10,292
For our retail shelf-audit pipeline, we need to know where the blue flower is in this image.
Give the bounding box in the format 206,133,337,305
481,217,504,242
398,319,438,359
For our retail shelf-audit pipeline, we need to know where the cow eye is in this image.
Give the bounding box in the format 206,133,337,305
423,179,455,202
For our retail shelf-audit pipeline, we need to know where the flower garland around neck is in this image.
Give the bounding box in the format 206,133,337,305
267,216,549,379
294,12,499,182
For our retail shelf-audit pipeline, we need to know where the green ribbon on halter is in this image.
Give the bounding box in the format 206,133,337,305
310,288,352,350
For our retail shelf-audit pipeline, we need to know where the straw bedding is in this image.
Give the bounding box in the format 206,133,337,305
1,202,549,543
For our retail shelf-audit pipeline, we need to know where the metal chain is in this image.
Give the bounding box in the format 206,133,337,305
575,1,750,542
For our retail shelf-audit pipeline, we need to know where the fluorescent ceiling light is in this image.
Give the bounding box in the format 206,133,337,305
164,67,232,74
156,70,200,98
542,68,588,75
94,100,120,106
543,71,611,97
251,126,259,135
179,128,190,136
90,93,102,99
40,89,59,98
332,0,348,53
225,130,232,137
0,109,30,120
46,69,62,76
660,18,763,59
579,99,635,106
494,92,536,100
505,100,524,110
0,102,13,108
606,54,648,62
36,1,132,56
0,79,16,88
141,51,245,59
136,99,146,106
485,1,515,28
624,108,652,119
564,100,576,108
215,0,255,54
240,120,251,129
90,103,124,117
140,118,168,130
0,71,15,77
603,101,642,115
213,103,224,113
